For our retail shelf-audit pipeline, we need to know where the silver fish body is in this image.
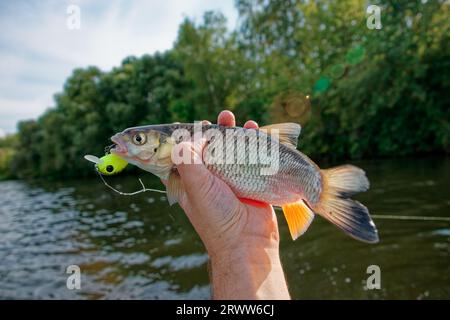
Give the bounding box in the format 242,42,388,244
111,122,378,243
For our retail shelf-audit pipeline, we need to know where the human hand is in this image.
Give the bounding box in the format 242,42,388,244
166,110,290,300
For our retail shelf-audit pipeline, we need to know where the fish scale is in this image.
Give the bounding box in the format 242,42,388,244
167,123,323,207
139,123,323,206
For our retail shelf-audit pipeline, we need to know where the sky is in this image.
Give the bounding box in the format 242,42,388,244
0,0,238,137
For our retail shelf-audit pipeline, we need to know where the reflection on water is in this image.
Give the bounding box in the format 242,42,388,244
0,157,449,299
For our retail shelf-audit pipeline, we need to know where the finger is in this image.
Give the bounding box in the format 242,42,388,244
243,120,259,129
202,120,211,125
217,110,235,127
172,140,211,190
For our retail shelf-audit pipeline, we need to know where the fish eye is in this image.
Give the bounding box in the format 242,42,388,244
106,165,114,173
132,132,147,145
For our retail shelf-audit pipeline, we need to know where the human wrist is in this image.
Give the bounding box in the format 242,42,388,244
208,237,290,300
209,236,280,267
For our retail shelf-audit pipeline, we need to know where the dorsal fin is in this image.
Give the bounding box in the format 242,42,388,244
260,123,301,149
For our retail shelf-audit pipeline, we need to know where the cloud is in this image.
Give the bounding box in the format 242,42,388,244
0,0,237,134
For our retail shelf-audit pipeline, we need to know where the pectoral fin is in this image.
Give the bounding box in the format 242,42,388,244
166,171,184,206
281,200,315,240
260,123,301,149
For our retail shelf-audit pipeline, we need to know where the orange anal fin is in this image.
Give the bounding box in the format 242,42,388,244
239,197,269,208
281,200,315,240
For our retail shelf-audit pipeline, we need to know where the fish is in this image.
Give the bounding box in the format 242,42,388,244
110,122,378,243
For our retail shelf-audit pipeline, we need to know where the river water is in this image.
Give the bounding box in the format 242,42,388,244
0,157,449,299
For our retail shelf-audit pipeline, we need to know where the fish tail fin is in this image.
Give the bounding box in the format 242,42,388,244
315,165,379,243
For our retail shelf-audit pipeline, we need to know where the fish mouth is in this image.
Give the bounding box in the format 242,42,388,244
110,134,128,155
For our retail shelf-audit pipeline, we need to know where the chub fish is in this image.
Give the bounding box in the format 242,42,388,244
111,122,378,243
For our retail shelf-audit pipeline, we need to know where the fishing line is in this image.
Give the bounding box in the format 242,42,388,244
97,172,449,222
98,171,166,196
370,214,450,222
272,207,449,222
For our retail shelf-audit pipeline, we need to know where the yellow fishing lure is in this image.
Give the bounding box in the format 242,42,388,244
84,154,128,175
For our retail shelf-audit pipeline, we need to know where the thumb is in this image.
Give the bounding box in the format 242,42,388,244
172,139,240,213
172,139,212,193
171,138,243,234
